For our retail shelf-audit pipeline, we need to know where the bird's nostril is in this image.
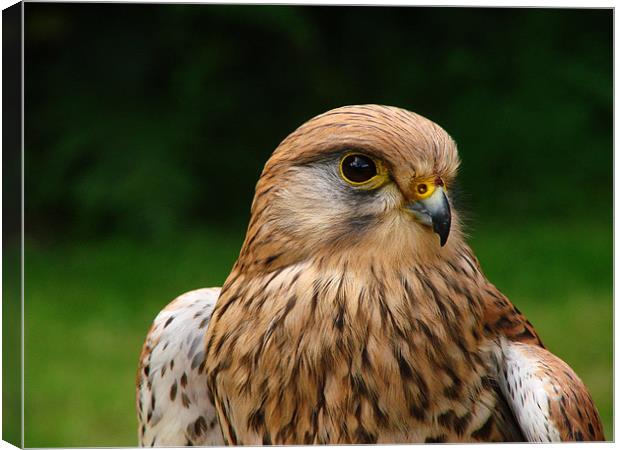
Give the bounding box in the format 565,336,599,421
434,176,444,187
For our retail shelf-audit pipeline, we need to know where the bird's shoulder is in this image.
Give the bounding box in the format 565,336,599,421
458,246,543,347
492,338,604,441
136,288,224,446
462,247,603,441
480,282,543,347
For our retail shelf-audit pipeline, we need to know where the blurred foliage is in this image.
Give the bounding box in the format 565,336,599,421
22,4,612,447
3,244,20,447
4,4,23,445
25,5,612,239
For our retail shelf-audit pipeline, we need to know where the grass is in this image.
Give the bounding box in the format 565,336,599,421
22,219,612,446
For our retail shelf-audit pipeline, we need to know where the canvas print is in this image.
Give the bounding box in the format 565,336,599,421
9,3,613,446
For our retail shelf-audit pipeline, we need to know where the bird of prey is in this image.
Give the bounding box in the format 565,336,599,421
136,105,604,445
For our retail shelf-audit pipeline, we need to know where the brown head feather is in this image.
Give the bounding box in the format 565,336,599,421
238,105,463,275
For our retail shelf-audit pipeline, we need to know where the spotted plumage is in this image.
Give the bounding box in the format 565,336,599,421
136,105,604,445
136,288,223,446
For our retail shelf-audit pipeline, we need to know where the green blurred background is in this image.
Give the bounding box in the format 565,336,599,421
19,4,611,446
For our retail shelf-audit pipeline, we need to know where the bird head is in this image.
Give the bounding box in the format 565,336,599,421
239,105,462,272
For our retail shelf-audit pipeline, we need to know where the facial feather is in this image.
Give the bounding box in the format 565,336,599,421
237,105,464,274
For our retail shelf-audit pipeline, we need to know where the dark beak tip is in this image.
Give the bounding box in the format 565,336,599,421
432,211,451,248
434,222,450,247
434,191,452,247
439,234,448,247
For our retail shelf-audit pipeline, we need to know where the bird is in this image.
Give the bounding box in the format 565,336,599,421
136,104,605,445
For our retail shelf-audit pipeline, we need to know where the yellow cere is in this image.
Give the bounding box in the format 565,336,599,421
412,178,437,201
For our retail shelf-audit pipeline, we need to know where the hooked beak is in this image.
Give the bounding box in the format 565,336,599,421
407,186,452,247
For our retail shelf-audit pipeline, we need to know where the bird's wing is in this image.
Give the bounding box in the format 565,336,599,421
493,337,605,442
136,288,224,446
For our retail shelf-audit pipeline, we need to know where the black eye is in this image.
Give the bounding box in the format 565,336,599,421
340,154,377,184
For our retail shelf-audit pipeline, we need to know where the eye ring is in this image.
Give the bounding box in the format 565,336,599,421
339,153,379,185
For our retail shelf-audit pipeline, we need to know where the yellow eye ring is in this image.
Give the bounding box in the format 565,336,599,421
339,153,387,188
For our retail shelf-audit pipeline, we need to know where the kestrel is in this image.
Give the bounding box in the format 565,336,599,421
136,105,604,445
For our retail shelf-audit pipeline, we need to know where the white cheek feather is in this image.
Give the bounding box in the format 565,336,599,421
275,164,404,242
137,288,224,446
496,339,561,442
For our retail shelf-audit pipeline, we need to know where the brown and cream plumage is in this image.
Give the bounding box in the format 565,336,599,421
136,105,604,445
